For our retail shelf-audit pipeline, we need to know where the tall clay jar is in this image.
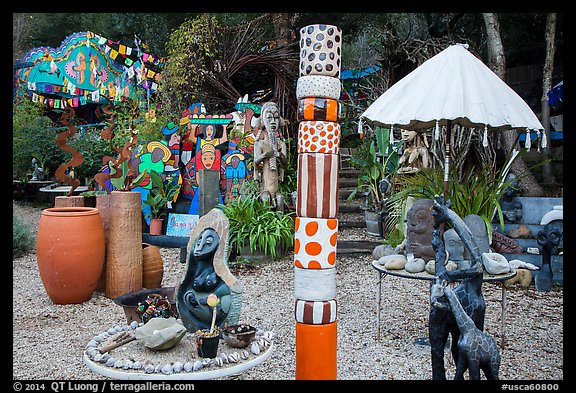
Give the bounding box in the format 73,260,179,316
105,191,143,299
142,243,164,288
36,207,105,304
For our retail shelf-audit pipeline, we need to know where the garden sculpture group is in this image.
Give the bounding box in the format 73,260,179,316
429,194,500,380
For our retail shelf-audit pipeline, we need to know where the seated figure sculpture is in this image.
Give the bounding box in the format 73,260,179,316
429,195,486,380
176,209,243,332
406,198,436,261
397,129,431,174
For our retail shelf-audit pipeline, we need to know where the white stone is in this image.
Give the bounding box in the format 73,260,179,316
482,252,511,275
405,258,426,273
379,254,407,270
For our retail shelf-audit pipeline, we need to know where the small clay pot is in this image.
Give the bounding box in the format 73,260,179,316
142,243,164,288
222,324,256,348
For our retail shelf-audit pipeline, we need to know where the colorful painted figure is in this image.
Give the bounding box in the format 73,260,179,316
73,51,86,85
224,149,247,201
132,141,171,224
181,123,227,214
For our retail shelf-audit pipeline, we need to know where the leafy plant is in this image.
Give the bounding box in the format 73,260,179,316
347,131,400,212
143,171,180,220
385,155,521,242
108,159,149,191
220,182,294,260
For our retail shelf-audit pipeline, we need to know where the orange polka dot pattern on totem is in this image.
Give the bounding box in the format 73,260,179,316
298,121,340,154
294,216,338,269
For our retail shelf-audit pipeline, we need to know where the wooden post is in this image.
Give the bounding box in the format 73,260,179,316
54,195,85,208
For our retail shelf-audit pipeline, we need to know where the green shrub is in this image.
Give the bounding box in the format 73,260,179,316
220,183,294,260
13,203,35,259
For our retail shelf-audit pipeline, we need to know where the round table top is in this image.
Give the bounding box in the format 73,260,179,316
371,260,517,283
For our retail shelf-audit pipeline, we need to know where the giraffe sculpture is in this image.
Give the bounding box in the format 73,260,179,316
431,280,500,380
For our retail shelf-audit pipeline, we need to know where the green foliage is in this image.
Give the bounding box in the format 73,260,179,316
278,136,298,201
347,133,400,212
13,203,35,259
384,160,519,241
161,14,222,117
220,182,294,260
143,171,180,219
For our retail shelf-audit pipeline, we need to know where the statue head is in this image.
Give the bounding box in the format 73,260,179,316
259,102,284,134
192,228,220,261
401,129,417,143
407,199,434,235
503,173,520,199
444,228,464,261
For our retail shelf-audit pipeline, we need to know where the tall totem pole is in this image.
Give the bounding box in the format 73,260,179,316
294,24,342,380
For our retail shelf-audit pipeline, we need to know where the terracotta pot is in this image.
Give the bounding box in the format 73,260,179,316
36,207,105,304
142,243,164,289
149,218,163,236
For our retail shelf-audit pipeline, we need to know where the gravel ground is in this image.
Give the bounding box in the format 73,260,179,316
13,201,563,381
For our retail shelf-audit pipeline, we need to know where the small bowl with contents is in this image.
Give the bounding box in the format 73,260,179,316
222,324,257,348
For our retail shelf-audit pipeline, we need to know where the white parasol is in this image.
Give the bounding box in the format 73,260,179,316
360,43,544,193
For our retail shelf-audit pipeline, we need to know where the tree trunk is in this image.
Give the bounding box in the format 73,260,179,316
482,13,544,197
540,13,557,184
272,13,295,48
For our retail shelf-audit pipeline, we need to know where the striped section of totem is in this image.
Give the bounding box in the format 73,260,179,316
296,153,339,219
297,97,340,122
298,121,340,154
295,299,337,324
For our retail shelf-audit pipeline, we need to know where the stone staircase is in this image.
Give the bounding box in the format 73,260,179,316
336,150,383,254
491,196,563,286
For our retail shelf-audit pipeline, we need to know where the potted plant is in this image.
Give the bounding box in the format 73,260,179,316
220,180,294,263
195,293,222,358
347,130,400,237
143,170,181,235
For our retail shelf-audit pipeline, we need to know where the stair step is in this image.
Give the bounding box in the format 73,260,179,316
338,204,362,213
339,220,365,228
338,177,358,188
337,240,382,254
339,169,361,178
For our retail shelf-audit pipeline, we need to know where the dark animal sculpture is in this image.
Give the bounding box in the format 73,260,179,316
429,194,486,380
431,280,500,380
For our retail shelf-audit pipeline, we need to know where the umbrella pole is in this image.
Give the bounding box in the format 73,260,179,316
443,120,452,198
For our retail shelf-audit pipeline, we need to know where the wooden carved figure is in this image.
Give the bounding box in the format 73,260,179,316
253,101,287,211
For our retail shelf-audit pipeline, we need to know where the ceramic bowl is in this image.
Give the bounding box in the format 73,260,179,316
222,324,256,348
113,287,176,324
